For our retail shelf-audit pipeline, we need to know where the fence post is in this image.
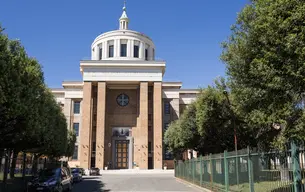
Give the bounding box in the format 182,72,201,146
200,156,203,187
209,153,214,190
224,150,229,192
174,160,176,177
247,146,254,192
192,158,195,184
291,141,302,192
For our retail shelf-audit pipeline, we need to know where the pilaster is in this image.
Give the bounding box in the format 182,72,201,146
80,82,93,169
95,82,107,169
138,82,148,169
153,82,163,169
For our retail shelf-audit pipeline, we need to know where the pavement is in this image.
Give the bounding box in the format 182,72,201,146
72,170,202,192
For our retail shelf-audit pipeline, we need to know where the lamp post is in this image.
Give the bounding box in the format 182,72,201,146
223,90,239,186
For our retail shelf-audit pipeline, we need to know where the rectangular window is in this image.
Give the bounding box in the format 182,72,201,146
99,48,102,60
145,49,148,60
72,146,78,160
92,142,96,152
148,142,152,153
134,45,139,58
164,102,170,114
120,44,127,57
73,123,79,136
153,48,155,60
73,101,80,114
109,45,114,57
165,148,173,160
164,123,169,131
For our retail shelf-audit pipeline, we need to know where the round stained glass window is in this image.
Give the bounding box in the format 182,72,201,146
116,94,129,107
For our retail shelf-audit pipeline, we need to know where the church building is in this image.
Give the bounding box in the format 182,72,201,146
51,3,199,170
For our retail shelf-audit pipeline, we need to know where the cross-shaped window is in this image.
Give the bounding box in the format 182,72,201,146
116,94,129,107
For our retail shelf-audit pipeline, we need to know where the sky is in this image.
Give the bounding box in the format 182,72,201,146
0,0,248,89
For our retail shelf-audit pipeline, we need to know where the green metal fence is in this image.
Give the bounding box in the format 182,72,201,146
174,142,305,192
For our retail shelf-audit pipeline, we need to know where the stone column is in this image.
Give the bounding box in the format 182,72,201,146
127,39,131,57
95,82,106,169
139,42,144,59
95,45,99,60
130,40,134,58
80,82,93,169
103,43,107,59
139,82,148,169
114,39,120,58
153,82,163,169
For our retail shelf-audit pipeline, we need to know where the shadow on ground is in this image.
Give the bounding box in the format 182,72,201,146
73,177,111,192
0,176,32,192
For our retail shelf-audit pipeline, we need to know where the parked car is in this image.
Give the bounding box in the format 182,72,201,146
71,168,82,182
27,167,73,192
89,167,100,176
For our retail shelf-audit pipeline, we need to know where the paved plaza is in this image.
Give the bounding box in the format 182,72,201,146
72,171,201,192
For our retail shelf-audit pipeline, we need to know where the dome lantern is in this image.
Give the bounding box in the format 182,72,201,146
119,1,129,30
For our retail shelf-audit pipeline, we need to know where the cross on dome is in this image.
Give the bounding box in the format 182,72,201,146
123,0,126,11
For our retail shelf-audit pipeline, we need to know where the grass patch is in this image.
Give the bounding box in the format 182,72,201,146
0,173,27,181
176,176,294,192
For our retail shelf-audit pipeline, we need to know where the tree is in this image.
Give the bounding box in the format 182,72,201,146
165,78,256,156
66,130,77,158
196,80,255,154
164,102,204,157
0,25,74,181
221,0,305,149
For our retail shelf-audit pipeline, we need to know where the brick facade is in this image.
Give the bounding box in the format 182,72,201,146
80,82,92,169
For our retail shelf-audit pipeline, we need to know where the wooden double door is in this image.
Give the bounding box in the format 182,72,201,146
115,140,129,169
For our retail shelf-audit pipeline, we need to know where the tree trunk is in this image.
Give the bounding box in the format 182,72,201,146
31,154,39,176
22,152,26,179
2,149,11,191
9,150,18,178
0,149,4,172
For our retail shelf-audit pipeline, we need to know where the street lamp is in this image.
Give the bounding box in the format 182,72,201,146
223,90,239,186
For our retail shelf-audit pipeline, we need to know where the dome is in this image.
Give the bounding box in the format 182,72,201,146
90,3,155,61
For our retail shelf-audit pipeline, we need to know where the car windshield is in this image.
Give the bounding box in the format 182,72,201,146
38,169,57,180
71,168,79,173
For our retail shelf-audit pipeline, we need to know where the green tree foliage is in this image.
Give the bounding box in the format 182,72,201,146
0,25,73,155
164,102,204,155
221,0,305,149
66,130,77,158
165,79,256,156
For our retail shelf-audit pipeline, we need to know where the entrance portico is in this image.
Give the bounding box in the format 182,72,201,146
79,67,164,170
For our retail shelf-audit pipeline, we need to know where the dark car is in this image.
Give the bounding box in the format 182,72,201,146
71,168,82,182
89,167,100,176
27,167,73,192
